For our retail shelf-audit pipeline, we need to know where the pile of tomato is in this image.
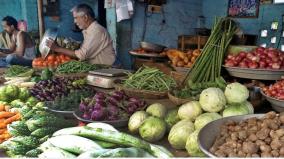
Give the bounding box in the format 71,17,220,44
32,54,72,68
262,80,284,100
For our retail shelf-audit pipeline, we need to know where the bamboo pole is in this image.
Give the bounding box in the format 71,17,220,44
37,0,45,40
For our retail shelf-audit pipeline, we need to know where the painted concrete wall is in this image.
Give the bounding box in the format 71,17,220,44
202,0,284,46
44,0,98,41
0,0,38,32
117,0,202,69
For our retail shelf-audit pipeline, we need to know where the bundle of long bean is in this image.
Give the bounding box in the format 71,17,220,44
175,18,238,98
123,66,176,91
5,65,34,77
56,61,106,73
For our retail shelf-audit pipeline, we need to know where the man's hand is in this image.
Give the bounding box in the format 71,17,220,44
46,39,59,51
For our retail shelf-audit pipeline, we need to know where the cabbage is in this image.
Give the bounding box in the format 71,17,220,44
225,82,249,104
222,101,253,117
178,101,202,121
128,111,149,134
18,87,30,101
194,113,222,130
241,101,254,114
199,87,226,113
146,103,167,118
185,130,205,157
168,119,195,149
165,108,180,130
139,116,166,142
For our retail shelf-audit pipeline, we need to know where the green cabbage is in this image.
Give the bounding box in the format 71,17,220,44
26,96,39,106
139,116,166,142
128,111,149,134
4,85,20,100
165,108,180,130
194,113,222,130
146,103,167,118
178,101,202,121
199,87,226,113
224,82,249,104
18,87,30,102
222,101,253,117
168,119,195,149
185,130,205,157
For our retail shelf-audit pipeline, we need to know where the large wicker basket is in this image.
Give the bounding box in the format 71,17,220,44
168,90,191,106
114,81,168,99
54,73,88,79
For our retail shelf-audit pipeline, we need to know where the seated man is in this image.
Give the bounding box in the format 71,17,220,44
0,16,36,67
47,4,115,65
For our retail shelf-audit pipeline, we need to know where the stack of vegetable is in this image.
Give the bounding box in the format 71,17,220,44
56,61,107,74
171,83,253,156
123,66,176,92
210,111,284,157
37,123,173,158
262,80,284,100
32,54,72,69
0,105,76,157
5,65,34,78
166,49,201,68
177,18,238,99
29,78,94,101
225,47,284,69
4,65,34,86
79,91,146,121
46,89,93,111
129,82,254,157
128,103,168,142
0,111,21,144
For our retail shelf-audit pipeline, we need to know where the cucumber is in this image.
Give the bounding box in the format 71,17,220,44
53,126,151,151
48,135,102,154
86,123,118,132
77,147,152,158
94,140,117,148
149,144,174,158
38,147,76,158
9,142,32,155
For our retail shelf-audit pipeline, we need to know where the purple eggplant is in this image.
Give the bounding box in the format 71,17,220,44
79,102,88,112
107,104,119,116
82,112,91,120
106,96,119,106
91,107,106,121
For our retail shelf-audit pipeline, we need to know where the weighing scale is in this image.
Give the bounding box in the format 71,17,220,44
87,68,131,88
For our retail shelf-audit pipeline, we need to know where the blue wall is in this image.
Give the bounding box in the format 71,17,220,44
117,0,202,69
44,0,98,41
0,0,38,32
202,0,284,46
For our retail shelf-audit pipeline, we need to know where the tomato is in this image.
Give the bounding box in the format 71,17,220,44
47,54,56,62
42,61,48,67
64,56,71,61
59,54,66,60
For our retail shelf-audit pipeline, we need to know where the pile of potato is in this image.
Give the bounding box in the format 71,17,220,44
166,49,201,68
210,111,284,157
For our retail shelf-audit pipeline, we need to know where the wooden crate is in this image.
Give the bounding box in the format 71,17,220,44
178,35,209,52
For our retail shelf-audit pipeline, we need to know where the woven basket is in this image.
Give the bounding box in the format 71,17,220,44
114,81,168,99
54,73,88,78
168,91,191,106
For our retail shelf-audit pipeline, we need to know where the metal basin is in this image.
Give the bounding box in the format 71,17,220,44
39,28,58,59
140,41,166,53
198,114,264,157
260,90,284,112
223,66,284,80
